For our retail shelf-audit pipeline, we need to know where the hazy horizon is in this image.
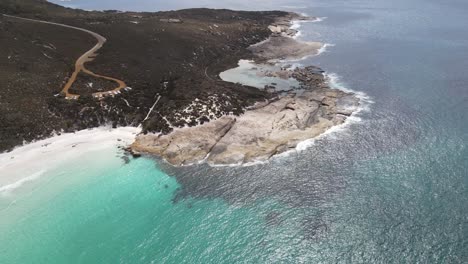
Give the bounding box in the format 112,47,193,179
48,0,312,11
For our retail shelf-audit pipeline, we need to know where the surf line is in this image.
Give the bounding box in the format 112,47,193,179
2,14,129,100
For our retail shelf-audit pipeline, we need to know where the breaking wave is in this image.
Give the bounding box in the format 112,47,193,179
0,170,45,195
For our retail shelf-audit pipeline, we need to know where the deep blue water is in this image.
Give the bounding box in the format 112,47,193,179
19,0,468,262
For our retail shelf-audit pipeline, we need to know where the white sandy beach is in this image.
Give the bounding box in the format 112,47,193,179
0,127,141,195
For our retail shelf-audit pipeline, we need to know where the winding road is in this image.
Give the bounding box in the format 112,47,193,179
3,14,128,99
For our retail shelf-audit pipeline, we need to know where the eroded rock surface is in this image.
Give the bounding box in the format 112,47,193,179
130,12,361,166
249,37,323,62
132,87,359,166
132,116,236,165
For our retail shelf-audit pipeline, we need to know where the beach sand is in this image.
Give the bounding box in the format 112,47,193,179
0,127,140,194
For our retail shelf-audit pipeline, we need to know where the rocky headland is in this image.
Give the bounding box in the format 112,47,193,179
0,1,360,166
131,14,360,166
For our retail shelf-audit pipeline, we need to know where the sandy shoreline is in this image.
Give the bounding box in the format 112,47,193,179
0,127,140,193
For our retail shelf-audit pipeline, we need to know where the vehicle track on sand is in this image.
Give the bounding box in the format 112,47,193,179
3,14,127,100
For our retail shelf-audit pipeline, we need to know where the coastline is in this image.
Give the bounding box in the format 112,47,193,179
0,6,369,169
0,127,140,194
131,12,365,166
0,6,284,152
3,1,467,262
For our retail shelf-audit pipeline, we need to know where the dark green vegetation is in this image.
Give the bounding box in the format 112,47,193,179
0,0,286,151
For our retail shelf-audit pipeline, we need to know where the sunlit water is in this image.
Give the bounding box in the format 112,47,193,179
3,0,467,262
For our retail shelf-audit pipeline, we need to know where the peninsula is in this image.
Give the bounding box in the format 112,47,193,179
131,14,360,166
0,0,359,166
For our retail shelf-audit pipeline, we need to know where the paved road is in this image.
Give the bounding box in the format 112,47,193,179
3,14,127,99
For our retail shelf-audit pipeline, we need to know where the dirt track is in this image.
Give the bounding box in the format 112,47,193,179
3,14,127,99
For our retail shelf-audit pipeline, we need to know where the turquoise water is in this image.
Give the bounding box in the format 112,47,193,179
0,151,335,263
5,0,468,262
1,140,466,262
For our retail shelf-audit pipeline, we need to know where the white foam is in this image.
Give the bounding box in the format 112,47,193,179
291,16,326,40
325,72,374,105
246,73,372,164
0,170,45,196
278,42,334,64
316,43,335,55
313,17,328,23
170,16,367,167
205,73,373,167
290,21,302,30
288,15,332,59
291,20,303,40
0,126,141,194
294,31,303,39
294,73,373,151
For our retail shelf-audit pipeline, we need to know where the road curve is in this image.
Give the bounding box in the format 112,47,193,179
3,14,127,99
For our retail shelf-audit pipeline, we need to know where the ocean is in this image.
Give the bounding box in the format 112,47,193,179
1,0,467,262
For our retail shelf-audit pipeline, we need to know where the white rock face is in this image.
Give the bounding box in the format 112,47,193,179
131,88,359,166
132,116,235,166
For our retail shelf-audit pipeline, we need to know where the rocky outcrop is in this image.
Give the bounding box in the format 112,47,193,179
250,13,323,62
207,89,358,165
249,37,323,62
130,12,361,166
132,116,236,166
131,87,359,166
269,12,314,38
